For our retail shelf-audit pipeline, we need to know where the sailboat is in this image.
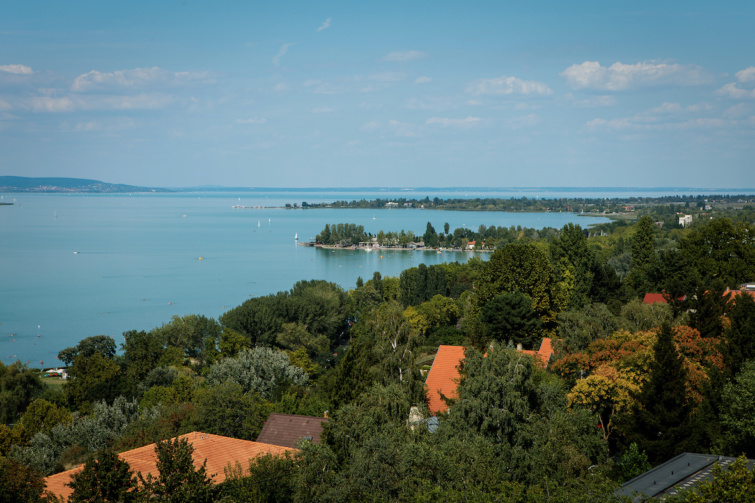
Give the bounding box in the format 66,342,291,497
257,220,261,227
295,233,298,240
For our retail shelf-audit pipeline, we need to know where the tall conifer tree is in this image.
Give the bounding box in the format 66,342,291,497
624,324,692,464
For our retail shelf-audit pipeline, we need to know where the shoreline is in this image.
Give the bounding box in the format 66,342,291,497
299,242,493,253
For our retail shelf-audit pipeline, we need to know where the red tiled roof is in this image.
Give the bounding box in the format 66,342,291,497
643,293,669,304
44,432,295,501
519,338,554,368
256,413,327,448
424,339,554,416
724,289,755,304
425,345,467,415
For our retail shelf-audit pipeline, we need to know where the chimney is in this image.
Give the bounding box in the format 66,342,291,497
324,410,329,419
516,343,523,351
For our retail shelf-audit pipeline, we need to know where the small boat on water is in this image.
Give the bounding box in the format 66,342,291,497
295,233,298,240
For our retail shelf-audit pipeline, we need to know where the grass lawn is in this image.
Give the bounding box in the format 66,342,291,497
41,376,65,390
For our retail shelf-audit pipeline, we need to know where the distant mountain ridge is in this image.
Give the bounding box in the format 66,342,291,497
0,176,168,193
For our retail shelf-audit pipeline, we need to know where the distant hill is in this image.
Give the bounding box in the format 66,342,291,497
0,176,169,193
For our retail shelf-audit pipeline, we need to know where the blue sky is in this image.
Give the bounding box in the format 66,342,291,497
1,0,753,188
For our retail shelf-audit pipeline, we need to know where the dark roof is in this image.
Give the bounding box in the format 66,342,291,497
256,413,328,448
616,452,755,501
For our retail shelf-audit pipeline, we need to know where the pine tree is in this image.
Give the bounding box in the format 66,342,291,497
67,450,142,503
140,438,216,503
623,324,692,464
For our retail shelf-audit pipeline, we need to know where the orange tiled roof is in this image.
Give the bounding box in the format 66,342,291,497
425,345,467,415
643,293,669,305
424,339,554,416
724,289,755,304
519,338,554,367
44,432,295,501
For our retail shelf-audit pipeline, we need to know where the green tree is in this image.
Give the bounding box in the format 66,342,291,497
276,322,329,357
679,218,755,286
0,457,46,503
152,315,221,367
221,453,296,503
551,223,596,309
557,303,619,352
190,382,272,440
363,301,426,403
67,450,142,503
719,360,755,457
722,291,755,376
688,281,732,339
665,456,755,503
218,328,252,358
206,347,308,400
64,353,122,411
617,443,651,482
121,330,167,383
58,335,117,367
480,291,541,349
621,324,692,464
626,215,657,296
423,222,439,248
0,361,44,423
476,242,558,332
140,437,216,503
19,399,70,438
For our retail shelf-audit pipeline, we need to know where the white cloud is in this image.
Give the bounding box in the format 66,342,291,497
466,76,553,96
274,82,291,94
236,117,267,124
30,92,174,112
360,121,380,132
305,81,347,94
723,103,752,118
415,76,432,84
272,43,295,67
72,67,212,92
388,119,419,137
0,64,33,75
715,82,755,99
32,96,75,112
586,115,731,132
561,61,712,91
367,72,404,83
61,117,136,133
504,114,540,129
317,18,332,32
571,95,617,108
426,116,484,128
105,93,174,110
382,50,427,62
736,67,755,83
649,102,683,114
0,99,12,111
360,120,420,137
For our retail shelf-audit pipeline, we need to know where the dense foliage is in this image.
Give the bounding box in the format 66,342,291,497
2,208,755,502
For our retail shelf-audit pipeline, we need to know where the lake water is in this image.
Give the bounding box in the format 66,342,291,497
0,189,640,365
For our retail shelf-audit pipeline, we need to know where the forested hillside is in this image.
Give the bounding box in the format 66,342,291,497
2,212,755,502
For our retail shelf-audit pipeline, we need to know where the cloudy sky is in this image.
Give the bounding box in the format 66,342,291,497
1,0,753,188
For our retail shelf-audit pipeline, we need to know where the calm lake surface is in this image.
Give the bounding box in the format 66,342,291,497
0,188,695,365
